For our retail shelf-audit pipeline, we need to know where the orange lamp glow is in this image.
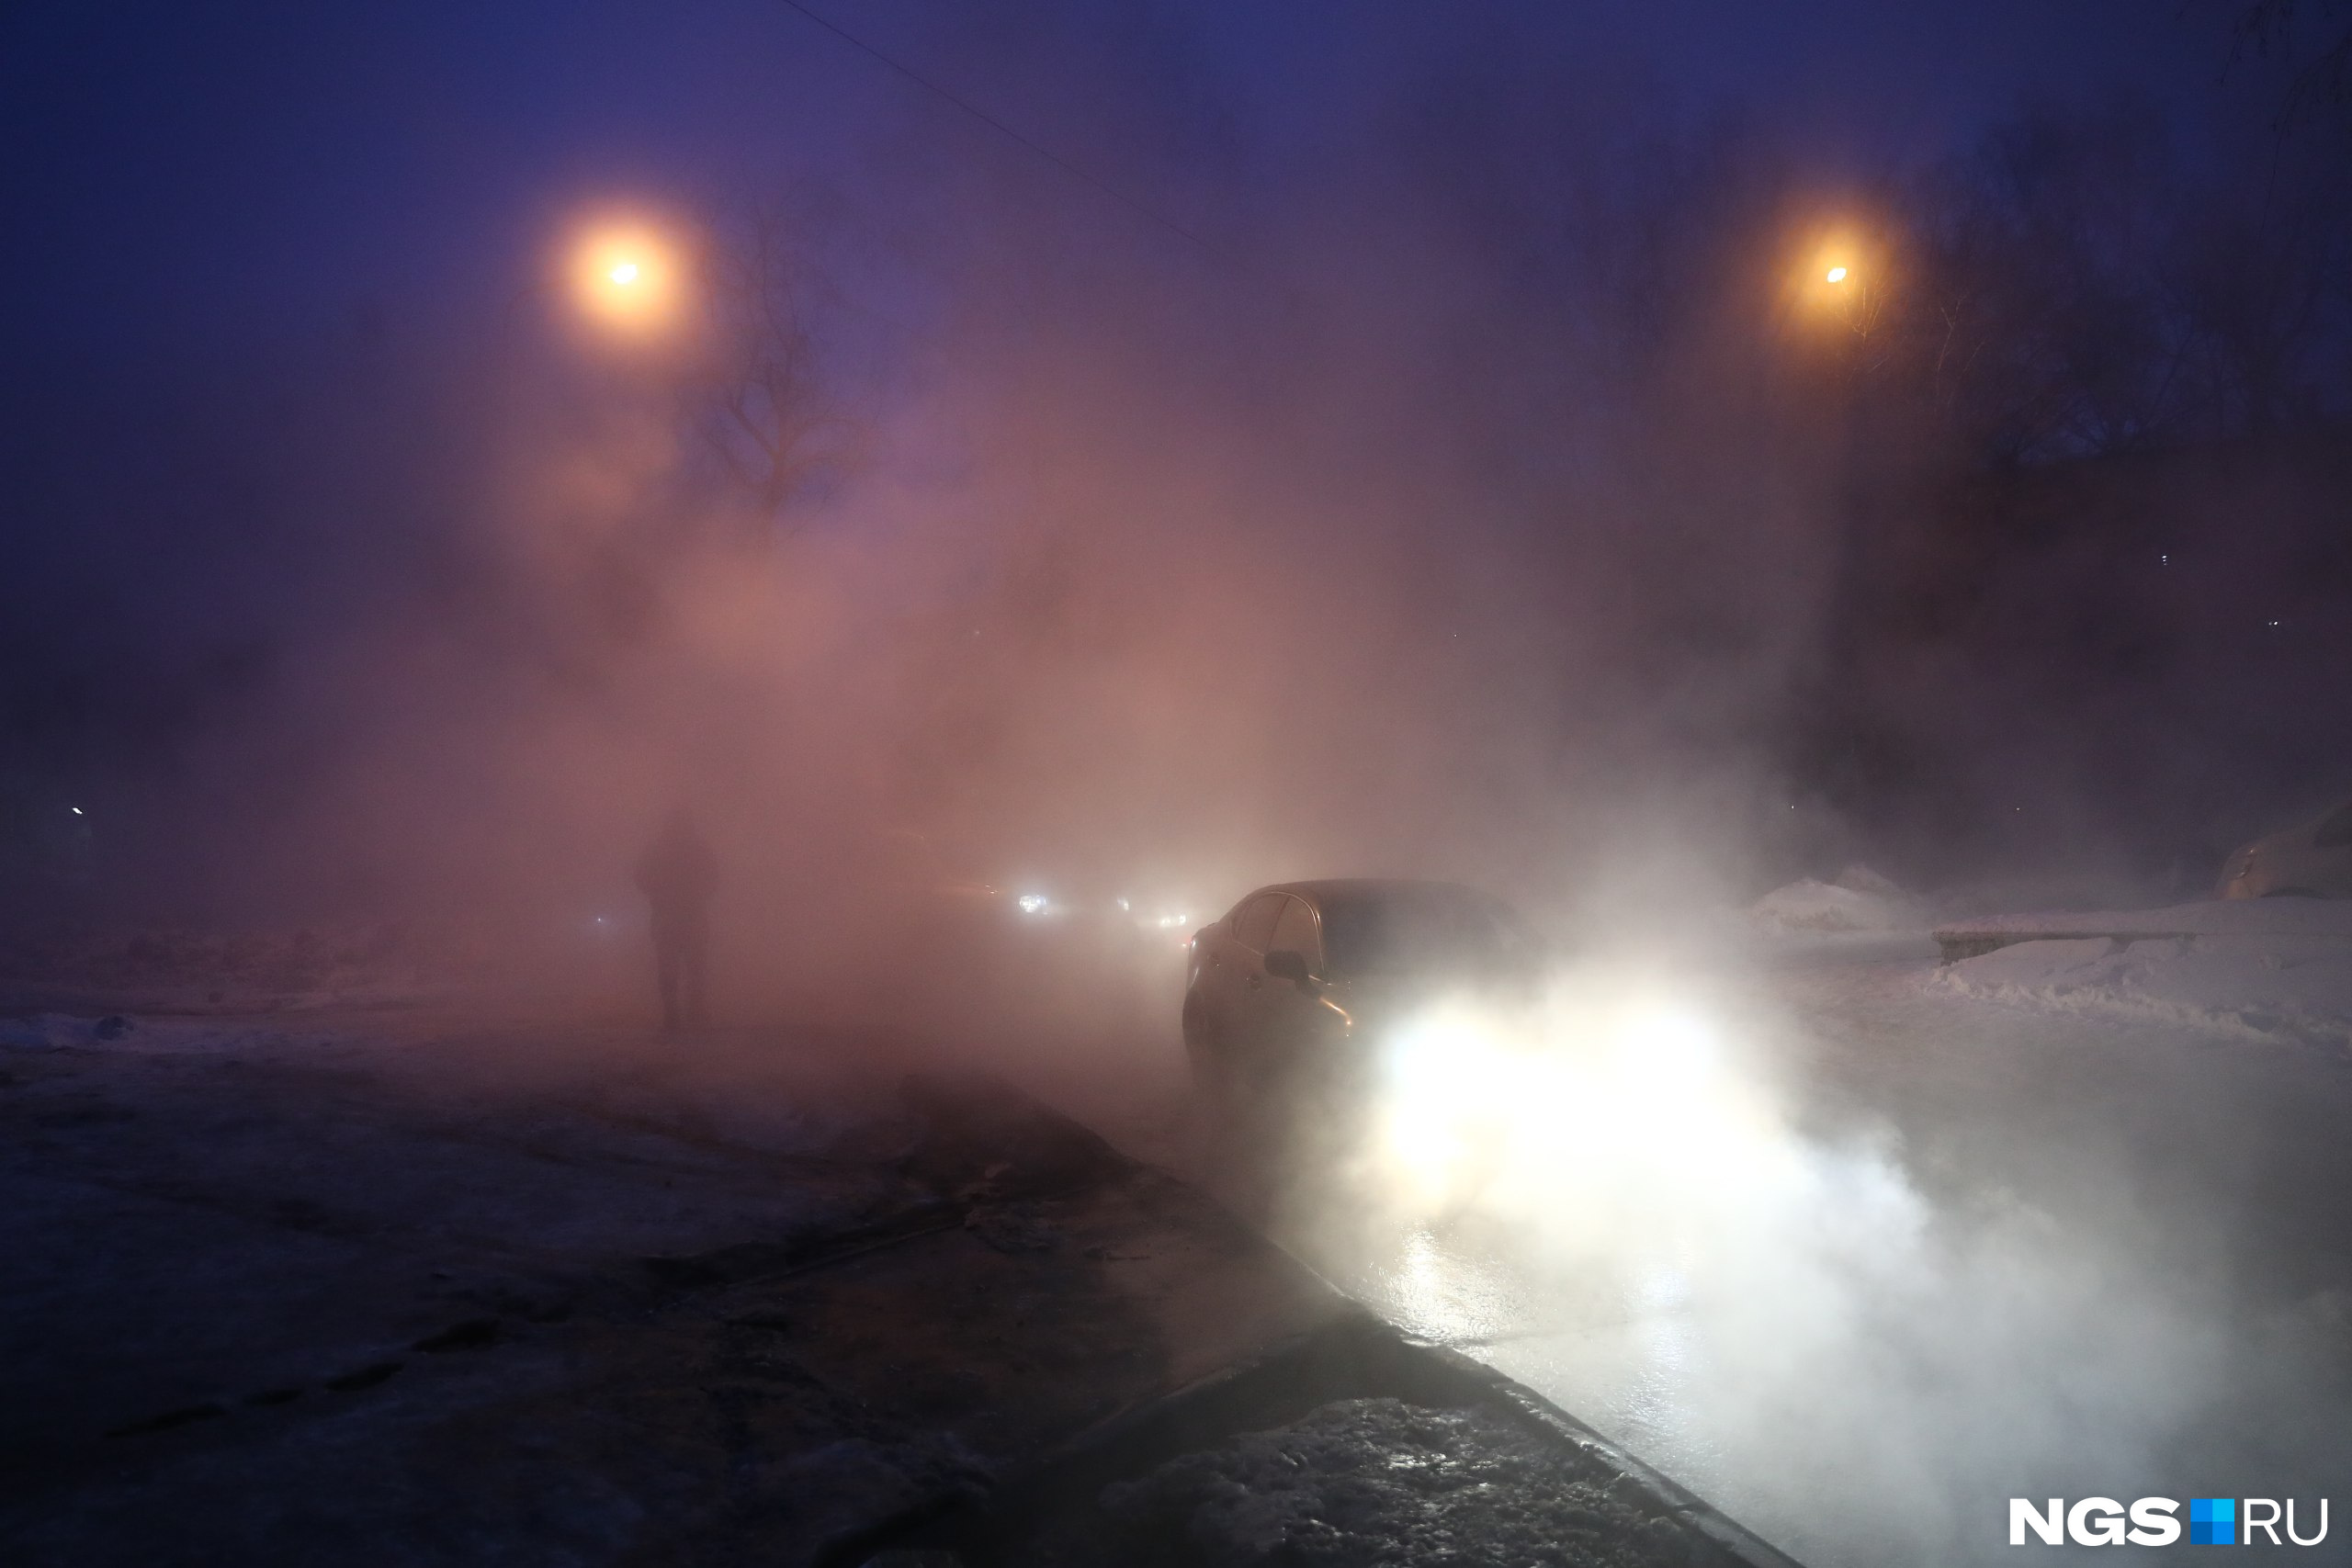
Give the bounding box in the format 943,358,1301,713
571,226,679,335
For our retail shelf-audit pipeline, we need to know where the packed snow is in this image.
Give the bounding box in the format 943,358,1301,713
1934,897,2352,944
1027,1397,1709,1568
1747,865,1926,936
1928,927,2352,1050
1744,872,2352,1052
0,924,465,1014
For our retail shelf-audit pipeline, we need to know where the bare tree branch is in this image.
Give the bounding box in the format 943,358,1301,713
687,197,870,542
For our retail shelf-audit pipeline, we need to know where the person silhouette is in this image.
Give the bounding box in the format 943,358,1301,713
635,808,718,1032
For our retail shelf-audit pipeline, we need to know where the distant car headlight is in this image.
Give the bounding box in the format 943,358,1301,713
1016,893,1049,915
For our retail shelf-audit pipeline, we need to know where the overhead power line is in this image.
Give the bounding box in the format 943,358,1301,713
775,0,1231,264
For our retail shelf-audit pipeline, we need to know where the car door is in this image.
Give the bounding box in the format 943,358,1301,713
1204,891,1285,1051
1261,893,1328,1057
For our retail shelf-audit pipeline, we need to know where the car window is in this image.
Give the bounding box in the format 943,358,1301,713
2316,801,2352,850
1317,886,1541,978
1231,893,1284,951
1270,897,1322,970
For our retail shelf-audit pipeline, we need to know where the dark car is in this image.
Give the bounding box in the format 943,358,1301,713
1182,878,1544,1104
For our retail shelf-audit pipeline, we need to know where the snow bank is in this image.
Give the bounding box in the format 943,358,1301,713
1936,897,2352,944
1749,864,1926,935
1928,930,2352,1050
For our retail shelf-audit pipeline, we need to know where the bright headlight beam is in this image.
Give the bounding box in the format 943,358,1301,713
1363,982,1781,1227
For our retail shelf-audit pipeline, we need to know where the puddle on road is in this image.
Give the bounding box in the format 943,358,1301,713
1338,1227,1725,1496
1366,1227,1529,1345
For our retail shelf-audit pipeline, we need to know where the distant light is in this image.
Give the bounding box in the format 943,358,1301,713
1116,897,1131,911
1017,893,1049,915
70,807,83,816
608,261,640,286
1825,265,1849,283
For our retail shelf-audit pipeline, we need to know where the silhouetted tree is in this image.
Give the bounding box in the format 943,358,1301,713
2233,0,2352,121
1880,101,2195,464
691,196,866,542
1839,94,2350,466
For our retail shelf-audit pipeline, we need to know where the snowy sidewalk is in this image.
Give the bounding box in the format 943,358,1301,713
0,1016,1344,1563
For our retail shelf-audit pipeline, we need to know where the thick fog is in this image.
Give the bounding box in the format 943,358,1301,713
5,7,2351,1560
5,3,2342,953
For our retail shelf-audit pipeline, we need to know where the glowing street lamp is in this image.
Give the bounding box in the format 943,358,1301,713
1789,225,1883,336
569,224,680,336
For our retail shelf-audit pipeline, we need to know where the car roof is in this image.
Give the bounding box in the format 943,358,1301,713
1256,878,1506,908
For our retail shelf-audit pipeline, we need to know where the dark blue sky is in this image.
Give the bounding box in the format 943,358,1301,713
0,1,2253,360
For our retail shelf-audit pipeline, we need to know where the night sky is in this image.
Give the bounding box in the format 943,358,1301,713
0,3,2240,349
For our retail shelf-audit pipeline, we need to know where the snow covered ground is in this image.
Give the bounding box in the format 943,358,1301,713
1746,873,2352,1054
1928,926,2352,1050
0,1005,1392,1565
1746,866,1926,936
1925,898,2352,1051
0,924,460,1015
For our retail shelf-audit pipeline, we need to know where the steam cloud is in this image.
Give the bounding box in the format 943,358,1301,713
1295,954,2345,1563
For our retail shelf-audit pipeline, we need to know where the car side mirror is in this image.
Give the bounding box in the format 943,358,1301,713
1264,949,1313,986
